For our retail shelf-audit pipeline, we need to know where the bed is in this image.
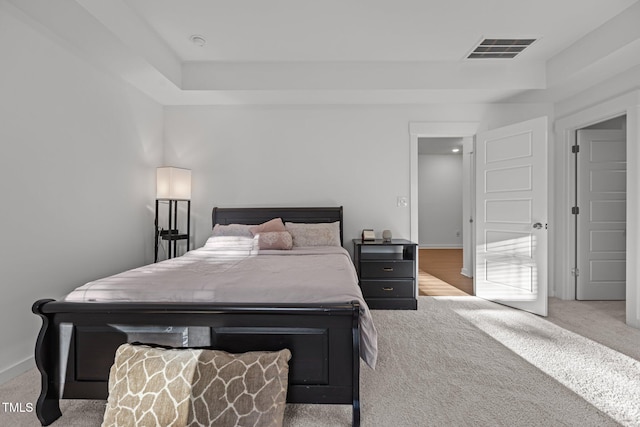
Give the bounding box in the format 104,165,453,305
32,206,375,426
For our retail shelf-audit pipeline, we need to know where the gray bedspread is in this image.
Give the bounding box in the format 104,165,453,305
65,244,378,368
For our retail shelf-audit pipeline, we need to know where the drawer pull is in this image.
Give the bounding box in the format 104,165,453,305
382,267,394,272
382,287,394,291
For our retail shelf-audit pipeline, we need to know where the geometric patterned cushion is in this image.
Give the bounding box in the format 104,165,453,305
101,344,291,427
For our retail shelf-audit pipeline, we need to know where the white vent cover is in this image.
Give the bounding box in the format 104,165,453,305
467,38,536,59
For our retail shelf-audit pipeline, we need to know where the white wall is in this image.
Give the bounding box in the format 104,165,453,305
418,154,463,247
164,106,414,249
555,63,640,120
0,8,163,381
164,103,553,253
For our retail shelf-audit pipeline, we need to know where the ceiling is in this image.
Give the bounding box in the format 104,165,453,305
124,0,630,62
7,0,640,105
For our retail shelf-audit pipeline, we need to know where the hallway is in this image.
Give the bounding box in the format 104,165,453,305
418,249,474,296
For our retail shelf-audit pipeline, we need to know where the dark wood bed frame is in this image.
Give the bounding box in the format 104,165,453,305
32,206,361,426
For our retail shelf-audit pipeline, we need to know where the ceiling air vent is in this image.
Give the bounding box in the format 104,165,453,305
466,38,536,59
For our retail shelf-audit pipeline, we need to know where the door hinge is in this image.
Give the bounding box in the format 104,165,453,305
571,268,580,277
571,145,580,154
572,206,579,215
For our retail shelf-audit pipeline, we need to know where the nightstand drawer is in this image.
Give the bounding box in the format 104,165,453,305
353,239,417,310
360,280,414,298
359,260,414,279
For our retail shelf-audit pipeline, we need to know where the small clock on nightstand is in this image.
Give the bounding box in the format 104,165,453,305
352,239,418,310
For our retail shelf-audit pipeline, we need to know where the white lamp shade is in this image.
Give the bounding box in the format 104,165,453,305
156,167,191,200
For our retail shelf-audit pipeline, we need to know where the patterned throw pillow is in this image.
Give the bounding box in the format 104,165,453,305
102,344,291,427
284,221,341,247
258,231,293,250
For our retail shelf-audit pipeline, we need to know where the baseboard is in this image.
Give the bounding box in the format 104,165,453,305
418,245,463,249
0,356,35,385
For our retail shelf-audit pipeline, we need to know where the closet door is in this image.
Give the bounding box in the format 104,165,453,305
576,129,626,300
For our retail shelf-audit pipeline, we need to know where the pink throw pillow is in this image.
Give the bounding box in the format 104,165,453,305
249,218,286,235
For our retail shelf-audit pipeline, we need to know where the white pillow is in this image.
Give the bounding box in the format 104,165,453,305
284,221,341,247
203,235,259,256
204,235,256,247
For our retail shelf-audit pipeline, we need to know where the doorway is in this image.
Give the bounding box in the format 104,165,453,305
411,117,549,316
417,137,473,295
417,137,464,249
409,122,479,299
574,116,627,300
554,91,640,328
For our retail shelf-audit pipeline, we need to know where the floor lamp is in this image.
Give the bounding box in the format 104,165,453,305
155,167,191,262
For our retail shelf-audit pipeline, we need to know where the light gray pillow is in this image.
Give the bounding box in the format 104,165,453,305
211,223,253,237
284,221,341,247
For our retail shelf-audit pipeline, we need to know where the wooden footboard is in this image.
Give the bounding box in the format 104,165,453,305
32,299,360,426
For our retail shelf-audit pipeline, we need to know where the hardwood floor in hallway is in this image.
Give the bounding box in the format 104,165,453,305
419,248,474,296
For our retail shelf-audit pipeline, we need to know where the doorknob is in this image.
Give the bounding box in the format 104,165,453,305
533,222,543,229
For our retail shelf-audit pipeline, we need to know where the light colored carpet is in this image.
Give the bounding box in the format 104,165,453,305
2,296,640,426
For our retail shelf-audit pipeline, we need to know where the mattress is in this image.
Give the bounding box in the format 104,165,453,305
65,244,378,368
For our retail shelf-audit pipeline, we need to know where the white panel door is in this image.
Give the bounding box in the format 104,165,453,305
475,117,548,316
576,129,626,300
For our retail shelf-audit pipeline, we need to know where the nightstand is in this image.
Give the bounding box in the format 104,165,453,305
353,239,418,310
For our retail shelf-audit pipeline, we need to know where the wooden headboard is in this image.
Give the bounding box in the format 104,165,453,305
212,206,344,245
